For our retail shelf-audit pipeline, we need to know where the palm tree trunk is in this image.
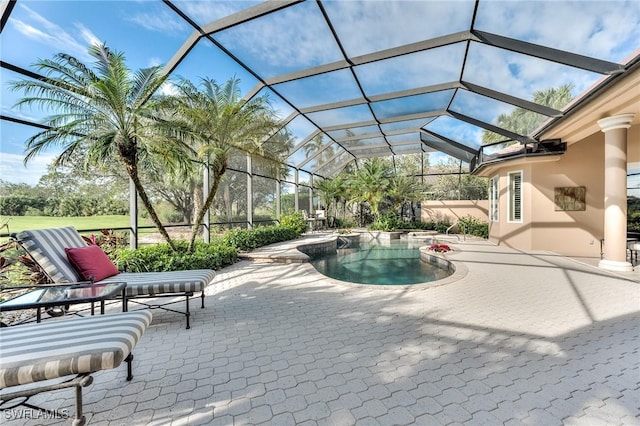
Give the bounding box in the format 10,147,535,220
223,183,232,225
192,183,203,225
126,163,177,251
188,162,226,252
189,173,223,252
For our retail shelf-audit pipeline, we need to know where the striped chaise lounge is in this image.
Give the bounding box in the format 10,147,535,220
14,226,216,329
0,310,152,426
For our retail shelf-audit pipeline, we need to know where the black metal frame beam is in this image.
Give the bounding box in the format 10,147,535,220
472,30,625,75
298,81,460,114
0,0,16,33
447,111,536,144
420,129,478,155
461,81,563,117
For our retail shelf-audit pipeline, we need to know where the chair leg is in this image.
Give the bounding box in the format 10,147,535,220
185,294,191,330
125,353,134,381
201,291,205,309
72,375,93,426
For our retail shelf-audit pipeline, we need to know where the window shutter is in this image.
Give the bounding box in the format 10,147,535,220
489,176,499,222
509,172,522,222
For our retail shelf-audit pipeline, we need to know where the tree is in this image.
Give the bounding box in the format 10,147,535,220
314,175,347,225
482,84,574,144
347,158,392,219
164,77,283,251
303,133,336,166
427,159,488,200
386,174,424,214
10,44,189,249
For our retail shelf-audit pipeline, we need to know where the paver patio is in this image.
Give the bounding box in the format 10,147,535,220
5,236,639,425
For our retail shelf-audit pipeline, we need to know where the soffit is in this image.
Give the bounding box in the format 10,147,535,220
540,61,640,145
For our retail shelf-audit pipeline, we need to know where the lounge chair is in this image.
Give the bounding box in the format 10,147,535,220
0,310,152,426
13,226,216,329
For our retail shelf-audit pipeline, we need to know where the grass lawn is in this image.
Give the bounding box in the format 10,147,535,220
1,215,134,234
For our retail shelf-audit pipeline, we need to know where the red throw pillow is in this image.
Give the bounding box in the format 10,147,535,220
65,245,119,282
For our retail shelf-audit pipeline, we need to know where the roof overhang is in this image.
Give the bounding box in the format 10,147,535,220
537,54,640,145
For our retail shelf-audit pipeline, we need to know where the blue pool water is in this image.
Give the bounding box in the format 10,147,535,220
309,240,452,285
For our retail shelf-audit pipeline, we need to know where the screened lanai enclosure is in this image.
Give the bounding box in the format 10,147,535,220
2,0,639,239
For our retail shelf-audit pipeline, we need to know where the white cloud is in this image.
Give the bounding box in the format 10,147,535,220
10,18,52,42
273,69,361,109
159,80,180,96
426,116,484,149
323,0,475,57
177,1,259,26
463,42,601,105
213,2,343,77
127,8,188,35
11,4,96,62
75,23,101,47
0,152,54,186
306,104,373,128
475,1,640,63
148,57,163,67
0,105,42,124
356,45,463,95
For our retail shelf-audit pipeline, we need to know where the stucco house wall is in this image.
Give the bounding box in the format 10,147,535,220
421,200,489,228
481,59,639,261
487,164,533,251
486,123,638,258
529,134,605,257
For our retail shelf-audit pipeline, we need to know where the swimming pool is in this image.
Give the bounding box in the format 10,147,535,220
309,240,453,285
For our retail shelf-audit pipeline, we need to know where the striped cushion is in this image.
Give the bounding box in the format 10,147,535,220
16,227,87,283
15,227,215,297
0,310,152,389
100,270,216,297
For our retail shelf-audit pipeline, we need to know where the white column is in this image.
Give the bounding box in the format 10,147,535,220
597,113,635,272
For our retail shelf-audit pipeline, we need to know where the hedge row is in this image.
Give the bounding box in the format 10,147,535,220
113,212,308,273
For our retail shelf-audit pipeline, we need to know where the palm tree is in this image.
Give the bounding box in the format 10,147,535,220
314,175,347,226
482,84,574,144
165,77,282,251
386,174,424,214
347,158,392,219
10,44,188,249
303,133,338,168
303,133,326,157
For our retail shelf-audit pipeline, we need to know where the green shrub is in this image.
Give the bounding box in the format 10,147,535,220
457,215,489,239
112,212,310,272
335,218,357,229
113,241,237,272
434,221,451,234
223,225,298,252
279,211,307,235
412,220,451,232
369,214,404,232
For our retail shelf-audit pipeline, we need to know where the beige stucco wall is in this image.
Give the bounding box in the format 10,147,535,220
483,64,639,258
421,200,488,227
487,164,534,251
529,134,605,257
487,124,638,257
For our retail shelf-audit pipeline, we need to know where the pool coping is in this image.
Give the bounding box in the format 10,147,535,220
237,232,469,289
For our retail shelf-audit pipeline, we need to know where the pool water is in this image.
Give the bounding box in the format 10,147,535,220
309,240,452,285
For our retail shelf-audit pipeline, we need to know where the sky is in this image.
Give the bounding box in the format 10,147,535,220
1,0,639,187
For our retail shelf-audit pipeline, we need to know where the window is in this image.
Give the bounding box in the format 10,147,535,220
508,171,523,222
489,176,499,222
